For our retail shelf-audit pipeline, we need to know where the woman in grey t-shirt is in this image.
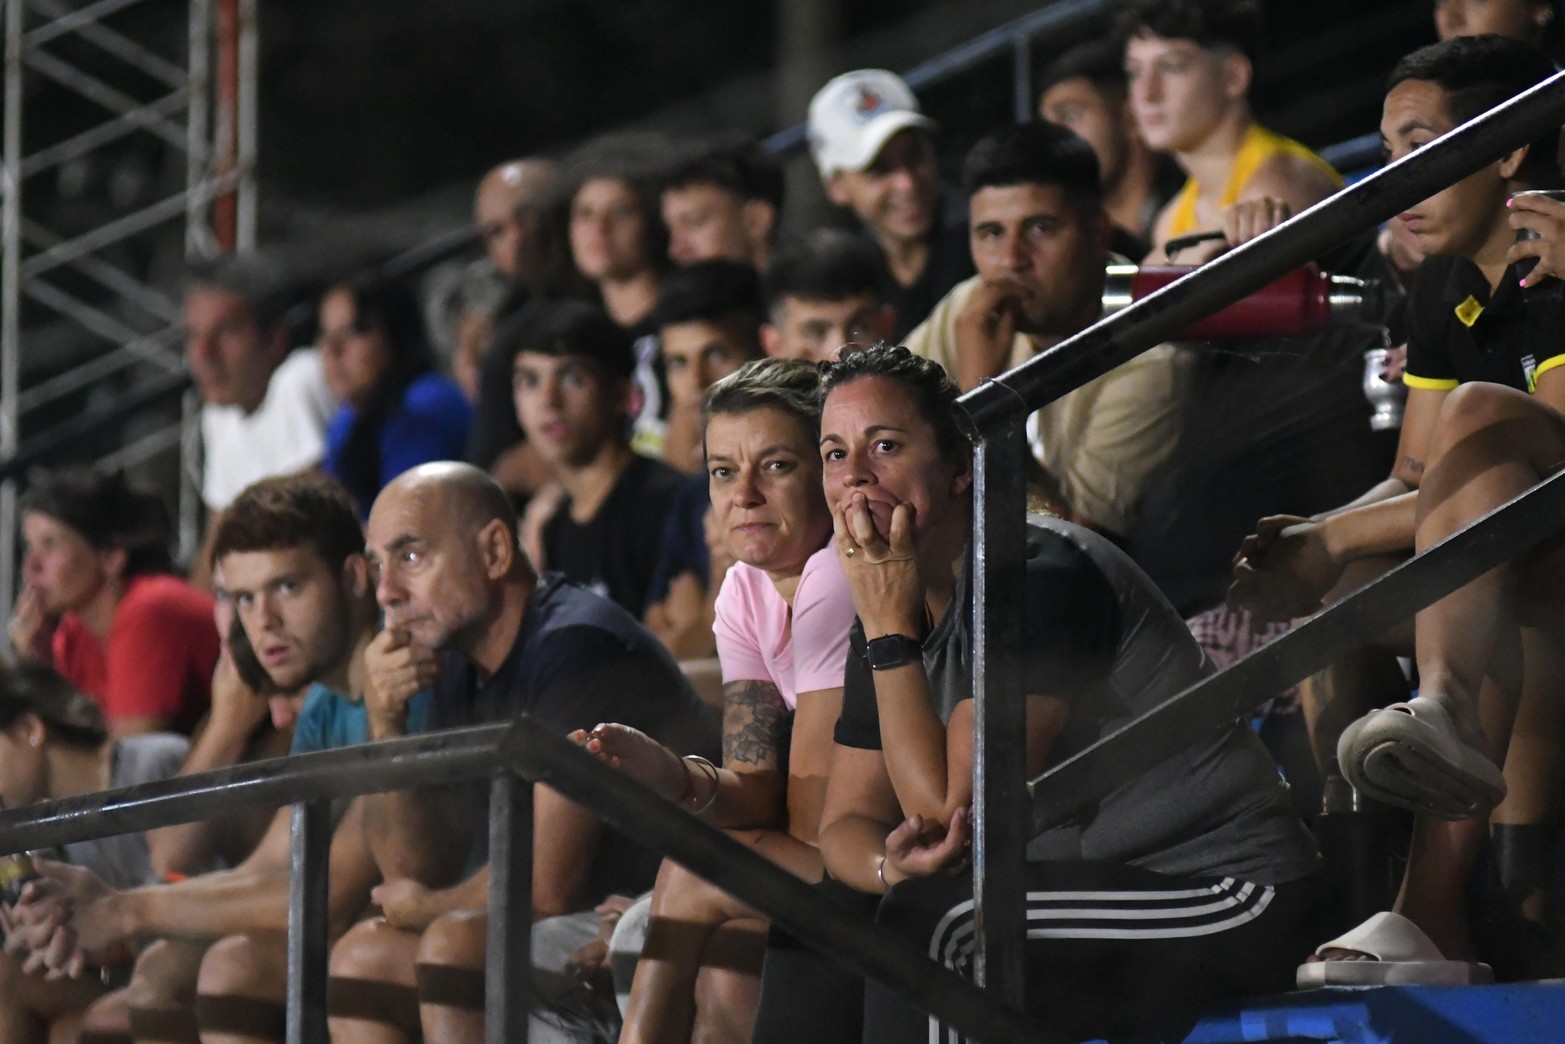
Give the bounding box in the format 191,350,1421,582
756,345,1319,1043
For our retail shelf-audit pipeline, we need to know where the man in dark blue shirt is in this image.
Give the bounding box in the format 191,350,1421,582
333,461,716,1044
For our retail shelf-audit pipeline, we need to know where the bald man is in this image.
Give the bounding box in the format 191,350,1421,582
467,159,560,497
474,159,556,282
328,463,716,1044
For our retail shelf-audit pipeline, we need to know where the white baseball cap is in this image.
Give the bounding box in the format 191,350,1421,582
807,69,936,180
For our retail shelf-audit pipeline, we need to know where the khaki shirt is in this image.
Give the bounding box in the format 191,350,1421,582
904,273,1193,536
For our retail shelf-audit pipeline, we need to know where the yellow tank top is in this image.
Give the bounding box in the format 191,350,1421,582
1166,124,1343,238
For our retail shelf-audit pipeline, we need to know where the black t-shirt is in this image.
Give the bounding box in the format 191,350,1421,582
872,187,976,341
645,473,711,607
1404,254,1565,393
429,574,720,900
836,517,1319,884
542,452,684,618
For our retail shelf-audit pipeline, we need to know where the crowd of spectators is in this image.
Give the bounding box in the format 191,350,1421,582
4,0,1565,1040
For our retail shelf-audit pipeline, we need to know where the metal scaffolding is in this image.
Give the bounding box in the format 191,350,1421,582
0,0,254,622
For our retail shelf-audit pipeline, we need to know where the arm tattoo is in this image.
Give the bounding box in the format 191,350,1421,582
1401,455,1424,477
722,680,791,768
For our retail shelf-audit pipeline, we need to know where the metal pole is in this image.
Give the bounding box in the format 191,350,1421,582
188,0,212,257
967,422,1029,1004
212,0,237,251
1011,34,1032,123
287,800,331,1044
2,0,25,645
487,775,532,1044
235,0,256,249
958,67,1565,434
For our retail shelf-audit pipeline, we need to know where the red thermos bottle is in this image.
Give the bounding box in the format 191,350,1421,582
1101,263,1380,340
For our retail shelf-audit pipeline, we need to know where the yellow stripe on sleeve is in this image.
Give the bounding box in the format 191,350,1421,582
1402,373,1460,391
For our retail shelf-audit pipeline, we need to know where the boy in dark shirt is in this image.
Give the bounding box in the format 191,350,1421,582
505,300,683,618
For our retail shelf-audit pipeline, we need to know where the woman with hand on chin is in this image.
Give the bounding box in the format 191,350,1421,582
574,357,856,1044
772,345,1318,1044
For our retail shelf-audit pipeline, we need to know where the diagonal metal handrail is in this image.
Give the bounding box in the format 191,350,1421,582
500,716,1057,1043
0,725,510,851
0,717,1059,1043
1031,470,1565,830
958,67,1565,432
954,66,1565,992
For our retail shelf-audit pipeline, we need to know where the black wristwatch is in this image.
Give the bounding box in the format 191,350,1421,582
865,633,923,671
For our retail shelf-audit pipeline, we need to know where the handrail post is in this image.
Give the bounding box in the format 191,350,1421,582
487,774,533,1044
1010,34,1033,124
968,420,1030,1005
287,800,331,1044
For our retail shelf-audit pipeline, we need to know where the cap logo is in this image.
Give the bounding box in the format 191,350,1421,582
847,85,891,124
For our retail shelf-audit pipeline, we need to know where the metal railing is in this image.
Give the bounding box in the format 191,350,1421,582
2,8,1564,1044
953,66,1565,990
0,721,1056,1044
1,71,1563,1043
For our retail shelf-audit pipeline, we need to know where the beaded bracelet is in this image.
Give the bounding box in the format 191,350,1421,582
683,754,720,814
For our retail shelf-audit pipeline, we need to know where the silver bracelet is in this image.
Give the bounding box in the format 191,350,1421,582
876,854,890,892
682,754,720,814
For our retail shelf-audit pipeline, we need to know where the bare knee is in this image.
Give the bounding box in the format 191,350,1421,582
329,918,419,987
122,938,205,1009
1436,382,1531,440
79,987,132,1035
198,932,288,1002
651,856,731,917
415,909,487,970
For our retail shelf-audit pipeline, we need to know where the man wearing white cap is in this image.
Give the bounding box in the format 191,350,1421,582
808,69,973,339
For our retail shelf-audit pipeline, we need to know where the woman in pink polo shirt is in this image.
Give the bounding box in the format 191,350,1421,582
577,358,855,1043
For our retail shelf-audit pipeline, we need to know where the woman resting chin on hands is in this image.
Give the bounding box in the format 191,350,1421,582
760,346,1320,1044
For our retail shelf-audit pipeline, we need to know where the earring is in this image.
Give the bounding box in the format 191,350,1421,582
28,735,39,747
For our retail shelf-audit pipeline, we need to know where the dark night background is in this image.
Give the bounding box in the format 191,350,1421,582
14,0,1437,263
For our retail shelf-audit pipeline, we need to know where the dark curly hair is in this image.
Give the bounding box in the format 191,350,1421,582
820,344,971,469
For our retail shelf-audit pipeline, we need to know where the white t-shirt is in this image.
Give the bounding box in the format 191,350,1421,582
201,349,338,510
